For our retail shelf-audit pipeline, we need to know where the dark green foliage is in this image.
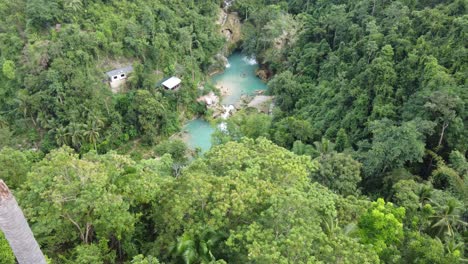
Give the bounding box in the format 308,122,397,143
358,119,429,190
271,116,314,148
335,128,351,152
235,0,467,165
228,0,467,261
0,0,224,152
402,232,461,264
26,0,60,29
0,148,34,189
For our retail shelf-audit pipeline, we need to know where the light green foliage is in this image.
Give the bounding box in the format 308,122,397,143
315,234,380,264
335,195,370,226
154,139,188,163
225,183,333,262
0,127,12,149
0,232,15,264
392,180,433,214
71,243,108,264
131,254,160,264
2,60,15,80
212,110,271,145
17,147,167,261
391,180,435,231
153,138,379,263
312,152,362,196
358,198,405,260
170,228,224,264
226,111,271,140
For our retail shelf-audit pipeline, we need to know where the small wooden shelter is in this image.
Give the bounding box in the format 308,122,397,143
161,76,181,90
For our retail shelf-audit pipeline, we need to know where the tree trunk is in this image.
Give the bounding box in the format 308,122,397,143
0,180,46,264
437,122,448,149
372,0,376,16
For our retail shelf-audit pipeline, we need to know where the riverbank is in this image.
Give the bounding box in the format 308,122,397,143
212,52,266,105
180,52,269,153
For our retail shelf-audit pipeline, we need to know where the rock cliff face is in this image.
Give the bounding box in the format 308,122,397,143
209,6,243,75
218,8,242,54
256,69,270,82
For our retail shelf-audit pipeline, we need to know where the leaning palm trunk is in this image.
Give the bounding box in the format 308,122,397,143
0,180,46,264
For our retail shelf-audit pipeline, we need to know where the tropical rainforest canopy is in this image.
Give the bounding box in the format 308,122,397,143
0,0,466,263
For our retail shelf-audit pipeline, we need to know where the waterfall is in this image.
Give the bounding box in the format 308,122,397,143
242,56,258,65
218,104,235,132
220,0,235,26
223,0,235,9
221,104,235,119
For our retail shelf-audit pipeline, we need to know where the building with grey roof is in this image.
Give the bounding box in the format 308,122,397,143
106,66,133,92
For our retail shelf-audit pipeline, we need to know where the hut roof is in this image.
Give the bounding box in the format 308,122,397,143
106,66,133,78
162,76,181,90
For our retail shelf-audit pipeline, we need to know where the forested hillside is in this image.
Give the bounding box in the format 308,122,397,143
0,0,467,263
228,0,467,199
1,0,223,152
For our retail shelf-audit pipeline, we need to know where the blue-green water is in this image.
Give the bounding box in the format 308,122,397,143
183,119,215,153
213,52,268,105
183,52,268,153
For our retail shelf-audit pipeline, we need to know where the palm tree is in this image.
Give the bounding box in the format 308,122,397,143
83,120,101,151
173,234,198,264
429,199,467,238
170,228,225,264
67,122,85,150
314,138,335,157
0,117,8,129
14,90,37,127
0,180,46,264
321,215,340,238
55,126,70,146
64,0,83,22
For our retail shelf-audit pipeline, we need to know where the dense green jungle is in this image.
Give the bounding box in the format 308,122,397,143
0,0,466,263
